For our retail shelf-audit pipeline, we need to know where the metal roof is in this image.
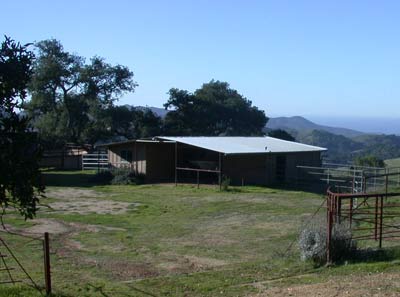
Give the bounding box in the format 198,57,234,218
155,136,327,155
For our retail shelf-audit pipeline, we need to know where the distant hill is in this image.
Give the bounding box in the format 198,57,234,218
294,129,400,163
265,116,400,163
266,116,365,138
128,105,169,118
294,130,364,163
119,106,400,163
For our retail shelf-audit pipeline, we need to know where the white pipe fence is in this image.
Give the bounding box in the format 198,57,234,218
81,152,108,170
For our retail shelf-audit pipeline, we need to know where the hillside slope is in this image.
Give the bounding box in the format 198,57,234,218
267,116,364,138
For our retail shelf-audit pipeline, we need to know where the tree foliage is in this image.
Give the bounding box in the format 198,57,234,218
163,80,267,136
104,106,163,140
0,36,44,219
354,155,385,168
26,39,138,147
268,129,296,141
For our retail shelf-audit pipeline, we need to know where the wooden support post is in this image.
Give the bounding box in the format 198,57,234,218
363,176,367,193
97,150,100,173
175,142,178,187
349,198,353,227
43,232,51,296
385,175,389,197
327,168,330,184
218,153,222,190
374,196,378,241
327,196,333,264
398,168,400,187
135,141,138,174
379,195,384,248
197,171,200,189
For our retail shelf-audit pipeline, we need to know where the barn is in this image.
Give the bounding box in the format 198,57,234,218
104,136,326,186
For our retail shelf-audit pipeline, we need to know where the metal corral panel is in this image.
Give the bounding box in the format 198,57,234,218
156,136,326,155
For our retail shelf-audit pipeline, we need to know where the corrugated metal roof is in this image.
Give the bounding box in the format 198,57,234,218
155,136,327,154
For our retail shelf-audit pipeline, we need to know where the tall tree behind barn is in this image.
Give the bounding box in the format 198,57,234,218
163,80,268,136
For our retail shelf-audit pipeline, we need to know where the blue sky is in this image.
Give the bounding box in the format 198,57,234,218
2,0,400,120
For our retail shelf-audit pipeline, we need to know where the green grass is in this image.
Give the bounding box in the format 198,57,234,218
386,157,400,168
1,170,400,296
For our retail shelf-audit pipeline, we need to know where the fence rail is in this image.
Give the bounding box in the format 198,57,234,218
326,188,400,263
297,163,400,193
82,152,108,170
297,165,364,193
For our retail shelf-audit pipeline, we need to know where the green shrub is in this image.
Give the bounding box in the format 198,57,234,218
90,170,113,184
90,168,145,185
221,176,231,191
110,168,145,185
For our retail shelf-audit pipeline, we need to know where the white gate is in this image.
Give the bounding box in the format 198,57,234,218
82,152,108,170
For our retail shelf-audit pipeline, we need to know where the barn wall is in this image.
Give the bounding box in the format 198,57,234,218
107,141,322,186
285,151,322,182
108,142,146,174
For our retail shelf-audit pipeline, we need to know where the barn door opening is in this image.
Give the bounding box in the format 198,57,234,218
276,155,286,183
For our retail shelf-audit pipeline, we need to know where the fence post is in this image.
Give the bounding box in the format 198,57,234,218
379,196,384,248
327,168,330,184
43,232,51,296
349,198,353,227
97,150,100,173
398,168,400,187
374,196,378,241
326,195,333,264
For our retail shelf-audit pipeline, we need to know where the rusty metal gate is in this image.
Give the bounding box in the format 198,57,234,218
326,188,400,263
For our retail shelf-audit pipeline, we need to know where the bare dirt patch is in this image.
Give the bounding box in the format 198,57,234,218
47,188,107,199
249,272,400,297
158,253,227,273
46,188,138,215
1,218,70,236
49,199,137,215
25,218,70,234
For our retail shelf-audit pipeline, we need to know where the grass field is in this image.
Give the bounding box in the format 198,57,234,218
386,158,400,168
1,170,400,296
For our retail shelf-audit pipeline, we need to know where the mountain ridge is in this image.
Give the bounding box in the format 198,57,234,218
266,116,365,138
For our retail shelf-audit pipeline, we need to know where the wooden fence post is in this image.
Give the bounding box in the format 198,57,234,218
326,195,333,264
43,232,51,296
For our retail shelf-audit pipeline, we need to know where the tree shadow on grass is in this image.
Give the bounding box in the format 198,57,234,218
350,247,400,263
42,169,97,188
334,246,400,266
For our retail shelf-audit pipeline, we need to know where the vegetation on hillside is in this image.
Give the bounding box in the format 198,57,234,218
267,129,296,141
354,155,385,168
290,129,400,164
